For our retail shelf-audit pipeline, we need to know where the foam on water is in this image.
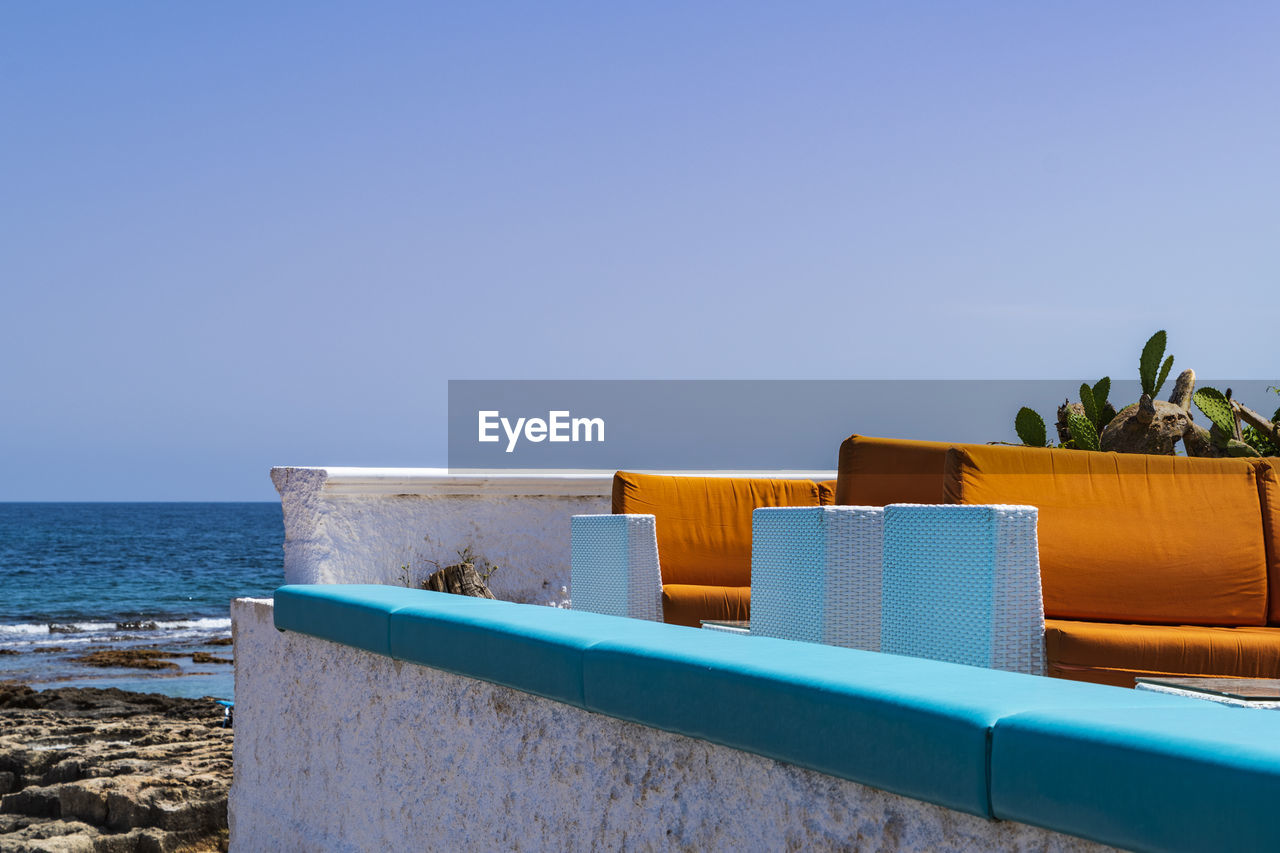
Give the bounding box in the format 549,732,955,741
0,623,49,638
0,617,234,645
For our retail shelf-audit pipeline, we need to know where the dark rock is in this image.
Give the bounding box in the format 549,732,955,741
188,654,231,666
1,786,61,818
71,650,178,672
41,759,84,786
0,685,216,722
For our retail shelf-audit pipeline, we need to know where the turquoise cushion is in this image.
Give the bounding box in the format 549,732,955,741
273,584,466,656
389,595,701,707
582,636,1196,817
991,705,1280,853
276,585,684,704
275,584,1205,823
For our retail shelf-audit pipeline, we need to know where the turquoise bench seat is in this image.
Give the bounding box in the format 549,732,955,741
582,633,1199,817
991,706,1280,852
273,583,432,656
273,584,1280,848
388,596,702,707
275,583,703,707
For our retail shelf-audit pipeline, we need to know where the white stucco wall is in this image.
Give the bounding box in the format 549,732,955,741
271,467,834,605
230,598,1112,853
271,467,612,605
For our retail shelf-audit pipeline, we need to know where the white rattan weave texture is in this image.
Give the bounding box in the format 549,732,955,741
991,505,1047,675
881,504,1044,675
751,506,884,651
570,514,662,621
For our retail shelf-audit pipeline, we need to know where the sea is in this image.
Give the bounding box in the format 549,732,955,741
0,503,283,700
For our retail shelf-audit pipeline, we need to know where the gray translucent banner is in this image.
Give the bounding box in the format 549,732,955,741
447,379,1277,470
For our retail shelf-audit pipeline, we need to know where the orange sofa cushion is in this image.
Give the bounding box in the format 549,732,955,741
662,584,750,628
1257,459,1280,624
835,434,955,506
1046,619,1280,687
945,445,1268,626
612,472,825,589
818,480,837,505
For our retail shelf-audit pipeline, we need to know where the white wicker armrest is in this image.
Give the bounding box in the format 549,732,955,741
751,506,884,651
570,514,663,621
881,504,1045,676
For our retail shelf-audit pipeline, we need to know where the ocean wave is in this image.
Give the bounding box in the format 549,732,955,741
0,623,49,637
0,616,231,640
47,622,117,634
155,617,231,631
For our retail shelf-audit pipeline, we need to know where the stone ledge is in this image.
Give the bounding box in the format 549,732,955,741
270,467,837,498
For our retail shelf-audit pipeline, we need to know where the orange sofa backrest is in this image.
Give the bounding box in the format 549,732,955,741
1256,458,1280,624
612,472,830,588
944,444,1268,627
835,434,956,506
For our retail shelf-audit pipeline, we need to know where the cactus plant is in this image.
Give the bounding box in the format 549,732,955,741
1154,355,1174,399
1012,331,1276,456
1192,387,1236,436
1065,410,1100,451
1139,331,1166,397
1096,380,1117,431
1226,388,1280,456
1015,407,1048,447
1138,331,1176,399
1073,378,1116,432
1244,424,1279,456
1224,438,1262,457
1092,376,1111,407
1079,383,1098,428
1013,378,1112,450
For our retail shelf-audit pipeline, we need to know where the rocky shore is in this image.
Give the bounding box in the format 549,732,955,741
0,683,231,853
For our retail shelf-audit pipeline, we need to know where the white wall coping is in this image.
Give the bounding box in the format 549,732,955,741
270,467,837,497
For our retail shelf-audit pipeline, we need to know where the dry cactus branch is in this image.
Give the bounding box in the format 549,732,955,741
1168,369,1195,410
1235,402,1280,444
1182,422,1223,457
1136,394,1156,425
424,560,497,598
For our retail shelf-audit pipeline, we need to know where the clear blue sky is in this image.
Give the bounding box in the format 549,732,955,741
2,3,1276,500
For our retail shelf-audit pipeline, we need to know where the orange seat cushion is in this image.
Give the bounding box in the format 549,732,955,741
662,584,750,628
818,480,837,505
1046,619,1280,687
1257,459,1280,624
612,472,825,589
945,445,1267,626
835,434,955,506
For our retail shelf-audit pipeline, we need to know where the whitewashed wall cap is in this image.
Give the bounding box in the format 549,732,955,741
270,467,836,498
